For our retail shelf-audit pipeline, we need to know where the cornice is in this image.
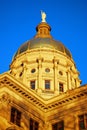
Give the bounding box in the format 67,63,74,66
0,73,87,112
12,48,74,63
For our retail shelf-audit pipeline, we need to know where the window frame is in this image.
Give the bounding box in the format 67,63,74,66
30,118,39,130
78,114,87,130
59,83,64,92
30,80,36,90
45,80,50,90
10,107,21,127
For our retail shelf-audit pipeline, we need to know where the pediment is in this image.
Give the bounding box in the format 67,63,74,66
0,72,87,112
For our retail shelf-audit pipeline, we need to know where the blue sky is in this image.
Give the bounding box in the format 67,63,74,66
0,0,87,85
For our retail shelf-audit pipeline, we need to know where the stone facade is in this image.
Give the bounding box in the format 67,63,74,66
0,18,87,130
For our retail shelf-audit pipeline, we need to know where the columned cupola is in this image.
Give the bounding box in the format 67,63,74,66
35,22,52,38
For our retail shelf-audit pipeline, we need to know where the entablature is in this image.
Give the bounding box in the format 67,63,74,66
0,73,87,113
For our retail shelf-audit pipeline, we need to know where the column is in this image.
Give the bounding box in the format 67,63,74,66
22,62,27,85
75,78,80,88
53,57,58,93
44,122,52,130
37,57,43,93
67,70,71,90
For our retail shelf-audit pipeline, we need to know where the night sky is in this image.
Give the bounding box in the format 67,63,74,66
0,0,87,85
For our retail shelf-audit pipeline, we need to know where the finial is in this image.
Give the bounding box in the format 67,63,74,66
41,10,46,22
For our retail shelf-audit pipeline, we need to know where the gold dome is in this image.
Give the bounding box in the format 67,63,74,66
13,22,72,60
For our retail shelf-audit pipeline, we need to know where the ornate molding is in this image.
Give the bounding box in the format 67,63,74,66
0,93,11,104
0,75,87,112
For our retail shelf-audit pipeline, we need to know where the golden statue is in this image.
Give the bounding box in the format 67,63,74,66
41,10,46,22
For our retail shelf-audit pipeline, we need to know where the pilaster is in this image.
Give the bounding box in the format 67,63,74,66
67,70,72,90
37,57,43,93
53,57,59,93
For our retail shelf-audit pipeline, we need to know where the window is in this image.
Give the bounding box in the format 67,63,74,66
30,118,33,130
59,71,63,76
45,68,50,73
40,29,42,34
78,114,87,130
31,69,36,73
52,121,64,130
21,63,23,66
44,29,46,34
45,80,50,90
30,118,39,130
59,83,64,92
19,72,23,77
30,81,35,90
10,107,21,127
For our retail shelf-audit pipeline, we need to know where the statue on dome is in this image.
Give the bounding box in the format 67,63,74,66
41,10,46,22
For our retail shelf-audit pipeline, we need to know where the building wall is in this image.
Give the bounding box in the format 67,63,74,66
0,79,87,130
0,20,86,130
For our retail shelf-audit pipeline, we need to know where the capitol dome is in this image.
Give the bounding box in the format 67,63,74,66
13,22,72,60
0,11,86,130
10,15,81,99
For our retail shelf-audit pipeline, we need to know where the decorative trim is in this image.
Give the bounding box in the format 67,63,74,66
0,75,87,112
0,93,11,104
